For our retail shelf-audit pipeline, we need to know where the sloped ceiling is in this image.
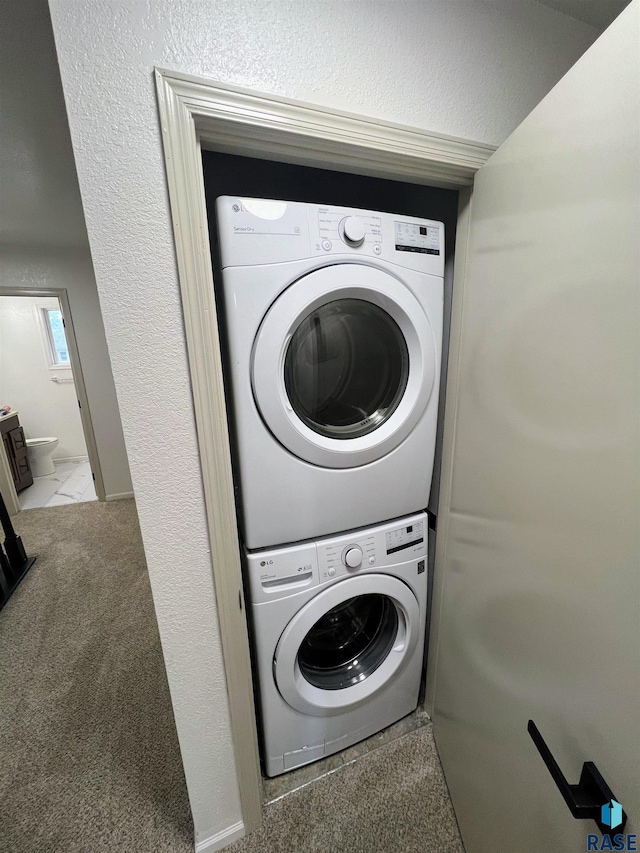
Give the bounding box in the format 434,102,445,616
535,0,630,29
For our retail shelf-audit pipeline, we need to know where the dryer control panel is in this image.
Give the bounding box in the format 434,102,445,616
316,207,383,250
245,512,427,603
216,197,444,277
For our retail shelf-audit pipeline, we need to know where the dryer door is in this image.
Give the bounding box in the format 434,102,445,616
274,574,420,716
252,264,437,468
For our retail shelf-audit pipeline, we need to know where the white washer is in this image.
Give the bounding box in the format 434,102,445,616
216,197,444,549
245,512,428,776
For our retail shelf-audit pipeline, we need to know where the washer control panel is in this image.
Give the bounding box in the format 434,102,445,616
245,512,427,602
385,519,425,555
319,534,375,581
315,513,426,585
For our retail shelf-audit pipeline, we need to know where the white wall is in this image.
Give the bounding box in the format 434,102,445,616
0,0,132,500
46,0,601,846
0,296,87,459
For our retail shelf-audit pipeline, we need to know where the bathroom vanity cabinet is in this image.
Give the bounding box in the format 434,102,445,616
0,415,33,493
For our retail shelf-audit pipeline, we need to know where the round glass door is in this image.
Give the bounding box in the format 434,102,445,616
252,264,437,469
297,594,399,689
284,300,409,439
274,573,420,715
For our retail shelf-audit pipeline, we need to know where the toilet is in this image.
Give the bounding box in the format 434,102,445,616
26,437,59,477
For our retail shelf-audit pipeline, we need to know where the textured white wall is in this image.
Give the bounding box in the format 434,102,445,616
47,0,599,846
0,296,87,459
0,249,133,499
0,0,133,499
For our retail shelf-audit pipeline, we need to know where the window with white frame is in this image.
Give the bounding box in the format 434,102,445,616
41,308,71,367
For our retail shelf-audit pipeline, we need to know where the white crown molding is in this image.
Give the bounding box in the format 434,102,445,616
156,68,494,187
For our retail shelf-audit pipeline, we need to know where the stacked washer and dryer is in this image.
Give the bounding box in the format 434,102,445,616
216,197,444,776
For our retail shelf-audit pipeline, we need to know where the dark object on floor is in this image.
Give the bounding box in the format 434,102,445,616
0,488,36,612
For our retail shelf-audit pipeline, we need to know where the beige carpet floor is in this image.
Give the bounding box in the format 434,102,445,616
0,500,193,853
1,499,464,853
229,723,464,853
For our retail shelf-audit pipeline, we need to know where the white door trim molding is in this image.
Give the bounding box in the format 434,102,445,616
154,67,494,840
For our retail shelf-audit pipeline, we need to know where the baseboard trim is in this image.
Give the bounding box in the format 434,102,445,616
54,455,89,464
105,491,134,501
195,821,245,852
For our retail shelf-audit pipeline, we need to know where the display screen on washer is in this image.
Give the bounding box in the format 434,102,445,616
385,520,425,554
394,222,440,255
284,298,409,439
297,594,398,690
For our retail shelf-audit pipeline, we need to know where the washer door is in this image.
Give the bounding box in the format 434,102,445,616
252,264,437,468
274,574,420,716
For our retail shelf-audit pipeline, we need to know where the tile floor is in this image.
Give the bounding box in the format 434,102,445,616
18,459,97,510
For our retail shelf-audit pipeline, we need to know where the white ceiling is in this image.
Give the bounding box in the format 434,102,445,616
534,0,630,29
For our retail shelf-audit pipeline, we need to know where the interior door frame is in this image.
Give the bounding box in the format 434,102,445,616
154,67,494,837
0,287,107,503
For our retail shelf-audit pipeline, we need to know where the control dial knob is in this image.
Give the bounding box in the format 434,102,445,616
343,546,363,569
341,216,366,247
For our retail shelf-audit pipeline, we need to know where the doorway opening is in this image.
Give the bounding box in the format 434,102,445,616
0,290,105,510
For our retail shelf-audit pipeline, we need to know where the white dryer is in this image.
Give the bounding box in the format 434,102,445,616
216,197,444,549
245,512,427,776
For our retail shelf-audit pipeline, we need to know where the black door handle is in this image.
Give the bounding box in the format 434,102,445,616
528,721,627,834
